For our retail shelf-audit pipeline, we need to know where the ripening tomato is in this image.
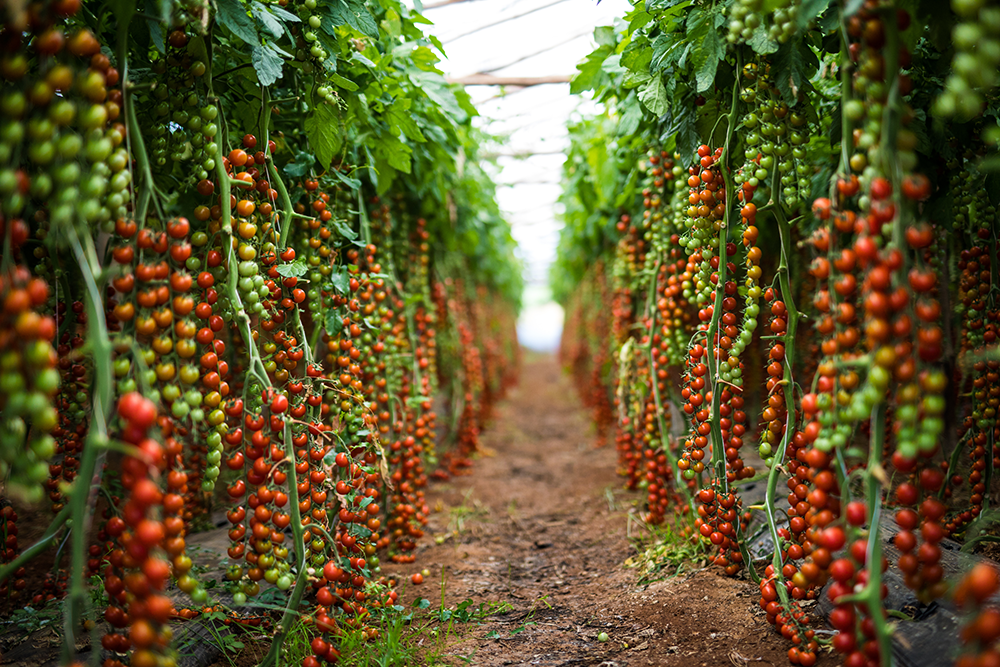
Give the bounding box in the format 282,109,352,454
118,393,156,430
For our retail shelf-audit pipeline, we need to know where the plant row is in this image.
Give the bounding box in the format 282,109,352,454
556,1,1000,666
0,1,520,666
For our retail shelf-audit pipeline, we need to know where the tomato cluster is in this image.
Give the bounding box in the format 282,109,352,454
562,0,1000,664
0,265,59,503
0,3,520,665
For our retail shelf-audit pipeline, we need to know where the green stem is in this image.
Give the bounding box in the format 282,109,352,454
835,9,854,183
762,203,802,607
940,432,970,500
121,30,160,225
877,6,901,195
260,88,295,251
358,189,372,246
210,110,269,386
705,77,741,494
65,229,115,667
863,403,894,666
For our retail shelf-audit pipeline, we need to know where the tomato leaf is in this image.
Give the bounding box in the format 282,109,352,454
409,71,470,125
250,1,284,38
215,0,260,46
324,308,341,337
748,25,779,55
329,168,362,191
263,3,300,23
771,35,819,102
322,0,379,39
329,72,359,91
304,102,341,170
651,33,686,71
797,0,833,28
283,151,315,178
637,75,668,116
571,43,613,95
594,25,617,47
332,219,358,241
275,258,307,278
687,6,725,93
251,42,284,86
386,99,426,142
617,91,643,137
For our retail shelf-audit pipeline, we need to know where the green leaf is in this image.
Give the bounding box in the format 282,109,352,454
570,44,612,94
329,72,359,91
601,53,625,78
251,43,284,86
304,102,341,170
216,0,260,46
283,151,315,177
771,36,819,102
143,0,168,52
687,7,725,93
251,1,284,37
621,39,652,74
409,71,467,124
324,307,341,336
379,134,412,174
147,17,165,53
594,25,616,47
828,105,842,148
333,220,358,241
323,0,379,39
797,0,833,28
637,75,668,116
747,25,779,55
275,258,308,278
650,33,685,71
386,99,426,142
627,10,652,33
329,168,362,190
330,270,350,295
265,3,299,22
617,91,643,137
669,107,700,161
409,45,440,71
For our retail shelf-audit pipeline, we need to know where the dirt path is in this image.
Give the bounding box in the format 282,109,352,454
391,352,815,667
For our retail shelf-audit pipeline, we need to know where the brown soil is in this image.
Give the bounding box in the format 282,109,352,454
387,352,831,667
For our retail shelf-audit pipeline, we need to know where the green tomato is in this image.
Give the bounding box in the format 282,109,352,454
171,401,190,419
162,384,181,403
30,435,56,461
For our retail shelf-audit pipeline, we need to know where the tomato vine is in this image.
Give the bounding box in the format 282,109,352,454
557,1,1000,665
0,0,520,665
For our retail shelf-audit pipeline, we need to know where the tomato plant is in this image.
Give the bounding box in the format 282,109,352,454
557,1,1000,665
0,0,520,665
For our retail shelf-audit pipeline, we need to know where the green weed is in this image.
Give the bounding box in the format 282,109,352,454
625,517,708,584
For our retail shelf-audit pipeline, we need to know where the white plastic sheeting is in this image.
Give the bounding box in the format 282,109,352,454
414,0,629,349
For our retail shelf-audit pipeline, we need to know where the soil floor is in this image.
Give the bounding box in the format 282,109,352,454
385,352,831,667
